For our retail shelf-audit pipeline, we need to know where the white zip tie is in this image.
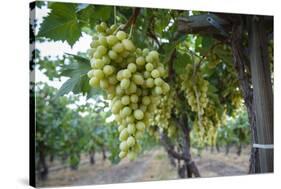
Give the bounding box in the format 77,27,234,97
253,143,274,149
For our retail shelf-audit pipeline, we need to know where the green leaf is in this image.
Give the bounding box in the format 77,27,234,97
66,53,90,64
55,77,80,97
89,5,113,28
199,37,214,55
174,53,192,75
60,54,90,77
38,2,82,47
208,83,218,93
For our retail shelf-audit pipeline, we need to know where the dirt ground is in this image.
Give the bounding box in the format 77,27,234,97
37,146,251,187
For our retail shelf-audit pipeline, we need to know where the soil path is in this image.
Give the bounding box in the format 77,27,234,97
37,147,250,187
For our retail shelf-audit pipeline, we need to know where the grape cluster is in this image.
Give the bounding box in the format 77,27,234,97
151,89,177,138
153,94,173,129
87,22,170,160
181,64,209,116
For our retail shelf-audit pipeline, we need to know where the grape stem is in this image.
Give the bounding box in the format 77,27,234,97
128,24,134,39
114,6,117,25
193,86,203,128
147,15,161,46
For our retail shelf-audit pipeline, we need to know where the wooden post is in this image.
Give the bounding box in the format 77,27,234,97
248,16,274,173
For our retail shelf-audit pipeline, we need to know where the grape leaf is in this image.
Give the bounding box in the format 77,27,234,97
89,5,113,28
38,2,82,47
57,54,104,98
199,37,214,55
55,77,78,98
174,53,192,75
60,54,90,77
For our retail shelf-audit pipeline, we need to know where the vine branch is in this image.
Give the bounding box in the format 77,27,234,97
123,8,141,30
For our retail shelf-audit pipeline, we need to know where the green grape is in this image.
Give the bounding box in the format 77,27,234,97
103,65,114,76
127,151,137,160
122,39,135,51
155,86,162,95
142,96,151,105
94,69,104,79
120,79,130,89
121,106,132,117
119,151,127,158
134,109,144,120
149,50,159,61
108,50,118,60
136,121,145,131
112,43,124,53
127,136,136,147
108,75,118,85
99,79,109,89
119,129,129,141
122,69,132,78
116,31,127,40
136,56,145,66
145,78,154,88
120,141,129,151
132,74,144,85
97,45,107,55
154,78,163,86
130,94,139,103
89,77,99,87
145,63,154,71
107,35,118,46
151,69,160,78
127,124,136,134
121,95,130,105
127,63,137,73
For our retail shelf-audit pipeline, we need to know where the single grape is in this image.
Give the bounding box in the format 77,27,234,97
119,151,127,158
116,31,127,40
94,69,104,79
122,39,135,51
107,35,118,46
127,136,136,147
127,124,136,134
145,63,154,71
136,121,145,131
119,128,129,141
127,63,137,73
136,56,145,66
121,106,132,117
120,141,129,151
134,109,144,120
130,94,139,103
145,78,154,88
112,43,124,53
108,50,118,60
121,96,130,105
89,77,99,87
132,74,144,85
122,69,132,79
120,79,130,89
151,69,160,78
103,65,114,76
